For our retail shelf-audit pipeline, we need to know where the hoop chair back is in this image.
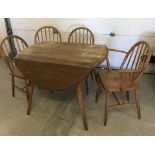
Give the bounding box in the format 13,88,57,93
68,27,95,44
0,35,28,72
34,26,62,43
120,41,151,86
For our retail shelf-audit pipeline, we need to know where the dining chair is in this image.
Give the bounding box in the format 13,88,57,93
0,35,34,114
68,27,95,94
68,26,95,44
95,41,151,126
34,26,62,43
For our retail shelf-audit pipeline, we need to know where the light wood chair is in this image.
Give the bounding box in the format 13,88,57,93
0,35,34,114
68,27,95,94
68,26,95,44
34,26,62,43
95,41,152,126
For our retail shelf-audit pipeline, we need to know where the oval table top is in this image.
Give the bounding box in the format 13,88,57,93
15,42,109,90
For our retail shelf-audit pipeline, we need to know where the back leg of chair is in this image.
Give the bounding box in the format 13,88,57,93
134,89,141,119
126,91,130,101
85,76,89,95
95,72,103,102
104,91,111,126
11,75,15,97
90,71,94,80
95,80,100,103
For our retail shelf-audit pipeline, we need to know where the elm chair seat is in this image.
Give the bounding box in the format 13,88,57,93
99,70,138,92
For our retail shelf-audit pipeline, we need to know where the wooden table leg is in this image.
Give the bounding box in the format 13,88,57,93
26,82,34,115
76,83,88,130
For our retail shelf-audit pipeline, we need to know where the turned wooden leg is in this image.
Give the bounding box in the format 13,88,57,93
85,76,89,95
95,72,103,103
11,75,15,97
27,99,31,115
26,83,31,115
104,92,110,126
121,91,125,104
29,83,34,102
95,81,100,103
76,83,88,130
90,71,94,80
134,89,141,119
26,82,34,115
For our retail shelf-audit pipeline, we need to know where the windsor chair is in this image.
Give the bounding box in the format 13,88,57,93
68,27,94,44
96,41,152,126
0,35,34,114
34,26,62,43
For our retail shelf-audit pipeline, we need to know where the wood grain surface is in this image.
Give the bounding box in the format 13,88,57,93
15,42,108,90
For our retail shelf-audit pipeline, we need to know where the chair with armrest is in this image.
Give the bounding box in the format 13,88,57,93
96,41,152,126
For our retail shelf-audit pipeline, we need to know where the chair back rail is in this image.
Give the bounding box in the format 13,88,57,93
34,26,62,43
0,35,28,72
120,41,151,89
121,41,151,70
68,27,95,44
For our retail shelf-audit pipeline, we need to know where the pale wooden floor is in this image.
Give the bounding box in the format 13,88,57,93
0,60,155,135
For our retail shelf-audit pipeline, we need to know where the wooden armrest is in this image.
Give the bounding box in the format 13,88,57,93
105,48,127,70
108,48,127,54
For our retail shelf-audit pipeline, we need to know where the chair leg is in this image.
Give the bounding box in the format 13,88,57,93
90,71,94,80
11,75,15,97
85,77,89,95
95,81,100,103
121,91,125,104
126,91,130,101
134,89,141,119
95,72,103,102
26,82,30,115
27,98,31,115
104,92,111,126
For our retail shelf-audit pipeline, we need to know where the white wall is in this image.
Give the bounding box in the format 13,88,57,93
10,18,155,68
0,18,7,58
0,18,7,43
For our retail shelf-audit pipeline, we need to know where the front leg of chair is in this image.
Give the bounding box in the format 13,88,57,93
11,75,15,97
85,76,89,95
126,91,130,101
95,81,100,103
95,72,103,103
134,89,141,119
104,92,111,126
90,71,94,80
